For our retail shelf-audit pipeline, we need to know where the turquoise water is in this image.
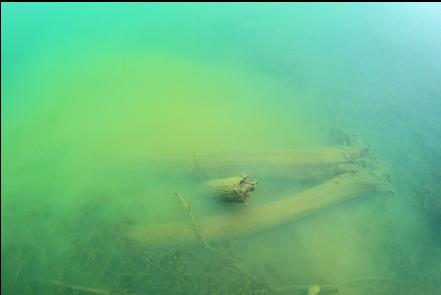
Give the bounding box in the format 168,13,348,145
2,3,441,295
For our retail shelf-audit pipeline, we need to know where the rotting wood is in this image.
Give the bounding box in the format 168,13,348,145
126,169,392,247
207,174,257,205
156,146,362,180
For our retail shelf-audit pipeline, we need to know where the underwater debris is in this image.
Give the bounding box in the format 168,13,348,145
175,192,214,250
127,169,393,247
207,174,257,206
127,132,394,247
162,146,363,180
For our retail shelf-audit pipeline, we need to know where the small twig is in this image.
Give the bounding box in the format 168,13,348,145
175,192,214,250
43,280,109,294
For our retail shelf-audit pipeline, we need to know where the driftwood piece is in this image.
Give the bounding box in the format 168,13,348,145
158,146,362,180
207,174,257,205
125,169,392,247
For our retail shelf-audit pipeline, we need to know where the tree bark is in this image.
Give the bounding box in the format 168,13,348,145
157,146,362,180
125,170,391,247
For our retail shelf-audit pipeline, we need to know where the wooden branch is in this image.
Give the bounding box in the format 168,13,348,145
155,146,362,180
125,170,392,247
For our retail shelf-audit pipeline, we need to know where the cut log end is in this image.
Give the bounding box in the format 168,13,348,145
207,174,257,205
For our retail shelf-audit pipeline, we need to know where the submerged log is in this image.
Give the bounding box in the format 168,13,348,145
207,174,257,205
157,146,362,180
125,169,392,247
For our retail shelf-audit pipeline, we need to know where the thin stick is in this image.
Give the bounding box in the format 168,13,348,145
175,192,214,250
43,280,109,295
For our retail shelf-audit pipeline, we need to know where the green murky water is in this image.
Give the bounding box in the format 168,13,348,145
2,3,441,295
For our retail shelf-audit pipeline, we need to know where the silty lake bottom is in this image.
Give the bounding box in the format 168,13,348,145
1,3,441,295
